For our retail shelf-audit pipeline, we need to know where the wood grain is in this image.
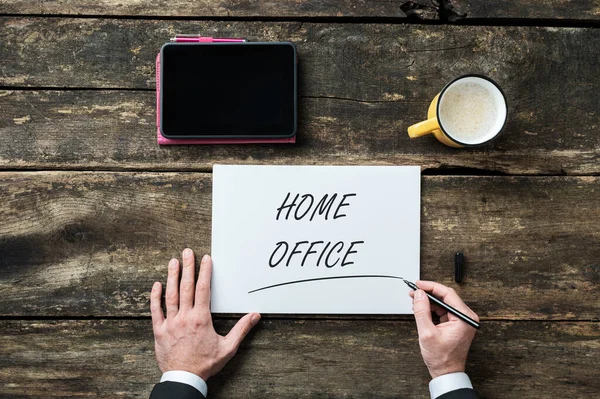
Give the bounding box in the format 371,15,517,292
0,0,438,19
3,0,599,21
1,172,598,319
446,0,600,21
1,89,599,174
0,320,598,398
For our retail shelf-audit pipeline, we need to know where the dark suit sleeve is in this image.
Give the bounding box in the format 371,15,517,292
150,381,206,399
438,388,480,399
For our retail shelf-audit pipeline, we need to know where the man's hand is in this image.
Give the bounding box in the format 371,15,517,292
409,280,479,379
150,248,261,381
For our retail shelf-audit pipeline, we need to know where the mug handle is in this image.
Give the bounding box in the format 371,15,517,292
407,117,439,138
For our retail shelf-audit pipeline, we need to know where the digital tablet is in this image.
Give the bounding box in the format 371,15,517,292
159,42,297,139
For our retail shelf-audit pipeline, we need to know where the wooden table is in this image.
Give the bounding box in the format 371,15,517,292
1,1,599,398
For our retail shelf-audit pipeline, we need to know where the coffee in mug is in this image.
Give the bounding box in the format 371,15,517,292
408,75,507,147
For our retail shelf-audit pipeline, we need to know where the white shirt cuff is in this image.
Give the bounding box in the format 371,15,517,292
429,372,473,399
160,370,208,398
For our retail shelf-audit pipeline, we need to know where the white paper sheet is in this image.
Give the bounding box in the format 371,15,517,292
211,165,420,314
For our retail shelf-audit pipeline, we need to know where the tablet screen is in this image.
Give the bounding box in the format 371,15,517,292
160,42,297,138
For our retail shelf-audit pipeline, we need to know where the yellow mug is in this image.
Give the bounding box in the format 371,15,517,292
408,75,508,148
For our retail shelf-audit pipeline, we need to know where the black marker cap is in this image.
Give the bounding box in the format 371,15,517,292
455,252,464,283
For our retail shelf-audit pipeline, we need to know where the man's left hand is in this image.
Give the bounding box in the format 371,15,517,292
150,248,261,381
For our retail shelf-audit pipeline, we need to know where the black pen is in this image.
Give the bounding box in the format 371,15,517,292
403,280,480,330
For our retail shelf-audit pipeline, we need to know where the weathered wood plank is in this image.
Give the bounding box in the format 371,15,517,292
1,172,598,319
0,320,598,398
1,89,598,174
1,20,598,174
446,0,600,21
3,0,599,21
0,0,438,19
2,19,599,95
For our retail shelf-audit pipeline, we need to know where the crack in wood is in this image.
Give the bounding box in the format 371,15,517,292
303,94,429,104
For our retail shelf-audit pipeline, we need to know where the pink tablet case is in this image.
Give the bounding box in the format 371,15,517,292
155,54,296,145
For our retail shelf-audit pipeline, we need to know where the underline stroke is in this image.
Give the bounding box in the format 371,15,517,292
248,275,405,294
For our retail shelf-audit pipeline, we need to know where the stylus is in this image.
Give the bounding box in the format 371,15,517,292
171,35,246,43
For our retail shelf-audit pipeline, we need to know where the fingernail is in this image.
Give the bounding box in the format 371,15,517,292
183,248,193,258
415,290,425,300
251,313,261,325
169,259,178,268
153,282,160,290
202,254,210,263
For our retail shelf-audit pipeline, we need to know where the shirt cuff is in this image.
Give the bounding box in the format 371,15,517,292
161,370,208,398
429,372,473,399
